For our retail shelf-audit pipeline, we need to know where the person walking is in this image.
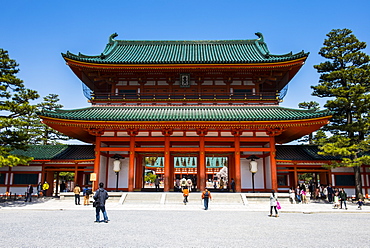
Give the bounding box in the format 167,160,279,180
42,181,49,197
73,184,81,205
295,185,301,203
182,186,189,205
60,181,66,193
37,182,42,197
25,184,33,202
289,187,296,204
301,188,308,204
83,186,91,206
230,178,236,193
201,188,212,210
180,177,187,190
154,176,160,191
269,190,279,217
94,182,109,223
339,188,348,210
327,184,334,203
186,178,193,192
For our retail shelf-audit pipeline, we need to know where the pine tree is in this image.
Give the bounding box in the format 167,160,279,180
312,29,370,199
0,49,40,167
36,94,70,145
297,101,320,144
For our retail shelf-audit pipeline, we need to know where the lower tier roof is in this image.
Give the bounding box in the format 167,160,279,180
40,105,330,121
39,105,332,143
12,145,340,162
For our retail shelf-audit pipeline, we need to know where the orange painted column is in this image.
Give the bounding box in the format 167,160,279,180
128,134,136,192
269,136,278,191
93,136,101,191
293,165,298,187
234,134,241,192
164,135,171,192
199,135,206,191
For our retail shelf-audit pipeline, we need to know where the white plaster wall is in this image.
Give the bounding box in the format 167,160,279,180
11,166,42,172
0,187,7,193
331,167,353,172
0,167,10,171
99,155,107,185
107,158,129,189
9,187,29,195
241,159,265,189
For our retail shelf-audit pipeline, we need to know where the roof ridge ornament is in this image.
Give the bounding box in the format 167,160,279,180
255,32,264,42
109,33,118,44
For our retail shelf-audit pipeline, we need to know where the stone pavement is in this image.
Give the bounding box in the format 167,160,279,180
1,192,369,214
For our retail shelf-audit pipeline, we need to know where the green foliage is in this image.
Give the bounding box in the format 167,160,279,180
297,101,321,144
144,173,157,183
312,29,370,198
311,130,328,146
0,49,39,167
35,94,70,145
58,172,75,181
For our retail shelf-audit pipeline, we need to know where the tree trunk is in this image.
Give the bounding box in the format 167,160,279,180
353,165,363,200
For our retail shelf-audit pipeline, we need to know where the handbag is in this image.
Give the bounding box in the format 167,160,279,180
93,201,99,207
276,201,281,210
93,190,100,207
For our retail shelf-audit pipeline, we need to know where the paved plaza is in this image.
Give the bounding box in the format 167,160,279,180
0,197,369,248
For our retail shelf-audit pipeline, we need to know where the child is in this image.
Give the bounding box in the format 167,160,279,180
333,192,339,209
357,199,364,210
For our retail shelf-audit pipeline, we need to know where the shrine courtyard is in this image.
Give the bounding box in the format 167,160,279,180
1,205,368,247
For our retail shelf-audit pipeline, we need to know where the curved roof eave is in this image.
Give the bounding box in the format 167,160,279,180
61,33,309,65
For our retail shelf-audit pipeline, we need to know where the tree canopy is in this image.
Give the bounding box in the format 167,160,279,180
312,28,370,199
0,49,39,166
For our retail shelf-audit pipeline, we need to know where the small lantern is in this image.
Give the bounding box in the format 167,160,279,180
111,154,124,191
246,155,260,193
249,160,258,173
113,159,121,173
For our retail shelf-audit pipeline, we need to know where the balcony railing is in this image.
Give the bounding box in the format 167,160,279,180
90,92,280,101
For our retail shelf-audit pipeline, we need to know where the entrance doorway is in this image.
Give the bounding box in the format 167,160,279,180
141,155,230,192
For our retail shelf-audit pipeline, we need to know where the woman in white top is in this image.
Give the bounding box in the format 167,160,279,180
269,190,279,217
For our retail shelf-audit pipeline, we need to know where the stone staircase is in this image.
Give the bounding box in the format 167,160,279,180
60,192,291,206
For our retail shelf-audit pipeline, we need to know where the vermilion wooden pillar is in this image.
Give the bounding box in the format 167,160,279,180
269,136,278,191
128,132,137,192
293,165,298,187
164,135,171,192
234,134,241,192
199,133,206,191
93,136,101,191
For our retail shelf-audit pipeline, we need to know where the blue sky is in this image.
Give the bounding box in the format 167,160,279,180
3,0,370,111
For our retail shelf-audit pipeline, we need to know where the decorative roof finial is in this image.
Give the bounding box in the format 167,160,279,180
109,33,118,43
255,32,264,42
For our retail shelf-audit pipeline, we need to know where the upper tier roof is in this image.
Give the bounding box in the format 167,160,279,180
39,105,330,122
62,33,308,65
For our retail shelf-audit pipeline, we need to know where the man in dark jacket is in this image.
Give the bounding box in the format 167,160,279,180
339,188,348,210
25,184,33,202
93,182,109,223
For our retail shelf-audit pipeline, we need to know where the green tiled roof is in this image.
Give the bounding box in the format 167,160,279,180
11,145,95,160
276,145,340,161
13,145,341,162
39,105,331,122
62,33,308,64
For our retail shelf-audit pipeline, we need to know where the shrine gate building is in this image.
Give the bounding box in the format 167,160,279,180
38,33,333,192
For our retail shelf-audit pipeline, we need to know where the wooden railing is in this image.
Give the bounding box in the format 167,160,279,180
91,92,279,101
